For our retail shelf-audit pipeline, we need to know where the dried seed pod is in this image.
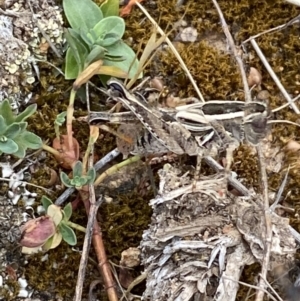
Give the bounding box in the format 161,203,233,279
149,77,164,91
20,216,56,248
286,140,300,152
257,90,270,100
46,167,59,187
248,67,262,88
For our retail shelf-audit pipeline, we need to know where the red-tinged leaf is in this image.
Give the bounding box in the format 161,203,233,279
120,0,144,17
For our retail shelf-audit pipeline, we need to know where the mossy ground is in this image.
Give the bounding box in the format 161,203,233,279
19,0,300,300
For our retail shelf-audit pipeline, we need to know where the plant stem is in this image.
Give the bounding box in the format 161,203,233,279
42,143,61,157
80,187,118,301
54,124,60,141
65,221,86,233
67,88,76,152
82,126,99,174
94,155,141,186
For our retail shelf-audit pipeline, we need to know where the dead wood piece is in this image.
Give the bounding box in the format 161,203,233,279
139,165,296,301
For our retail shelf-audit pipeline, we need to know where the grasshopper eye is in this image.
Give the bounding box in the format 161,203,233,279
250,115,268,134
107,80,127,98
244,114,270,145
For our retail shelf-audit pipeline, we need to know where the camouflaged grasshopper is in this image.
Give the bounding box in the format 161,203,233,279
88,79,275,186
90,79,271,159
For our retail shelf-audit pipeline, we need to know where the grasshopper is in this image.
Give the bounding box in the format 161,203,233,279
105,79,233,157
89,79,272,185
92,80,271,155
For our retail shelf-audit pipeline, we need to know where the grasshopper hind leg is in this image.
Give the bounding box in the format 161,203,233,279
205,121,240,192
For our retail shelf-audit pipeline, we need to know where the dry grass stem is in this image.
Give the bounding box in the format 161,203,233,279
74,197,104,301
211,1,273,300
223,276,281,301
135,1,205,102
242,15,300,44
211,0,251,104
250,39,300,114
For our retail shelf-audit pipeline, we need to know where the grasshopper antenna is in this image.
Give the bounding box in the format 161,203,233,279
267,119,300,127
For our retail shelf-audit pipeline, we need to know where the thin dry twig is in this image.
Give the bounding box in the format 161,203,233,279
242,14,300,44
79,186,118,301
0,177,52,193
255,148,273,301
211,1,272,301
222,276,281,301
74,196,103,301
272,93,300,113
203,156,252,196
74,84,119,301
259,273,284,301
94,155,141,186
250,39,299,114
135,2,205,102
270,166,290,211
211,0,251,104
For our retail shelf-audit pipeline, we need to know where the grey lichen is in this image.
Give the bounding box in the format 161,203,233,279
0,0,64,109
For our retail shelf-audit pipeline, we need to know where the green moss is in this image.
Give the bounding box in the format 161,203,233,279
25,245,82,300
0,279,20,301
100,190,153,263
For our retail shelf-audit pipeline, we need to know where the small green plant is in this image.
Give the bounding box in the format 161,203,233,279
60,161,96,190
63,0,139,80
54,111,67,140
0,100,42,158
20,196,86,254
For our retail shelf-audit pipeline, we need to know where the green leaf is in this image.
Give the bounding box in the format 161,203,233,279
70,176,86,189
0,139,18,154
14,104,37,122
4,123,23,139
103,41,140,79
100,0,119,17
68,28,91,48
65,48,80,79
15,131,42,149
41,196,53,212
63,0,103,32
64,29,88,73
63,203,72,221
59,223,77,246
18,122,27,132
0,100,15,125
60,172,72,187
11,144,26,158
0,116,7,136
73,161,83,177
55,111,67,126
84,45,107,67
79,30,96,46
93,17,125,47
86,168,96,184
102,53,124,61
